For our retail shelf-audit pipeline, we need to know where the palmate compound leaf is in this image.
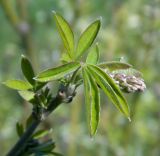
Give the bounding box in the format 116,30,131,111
35,62,80,82
87,64,130,119
21,55,35,85
53,11,74,59
3,79,33,90
76,19,101,60
86,43,99,64
82,67,100,136
98,61,132,71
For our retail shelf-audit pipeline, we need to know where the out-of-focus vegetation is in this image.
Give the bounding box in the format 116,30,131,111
0,0,159,156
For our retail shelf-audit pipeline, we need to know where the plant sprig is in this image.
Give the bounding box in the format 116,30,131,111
3,11,146,156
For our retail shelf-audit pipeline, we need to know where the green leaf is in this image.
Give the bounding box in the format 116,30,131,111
98,61,132,71
21,55,35,85
32,129,52,139
87,69,100,136
16,122,24,137
30,140,55,152
35,62,80,82
82,67,100,136
53,11,74,58
86,43,99,64
76,19,101,59
18,90,35,101
82,68,91,133
87,64,130,118
3,80,33,90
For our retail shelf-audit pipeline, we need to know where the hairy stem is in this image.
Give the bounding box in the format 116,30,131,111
6,93,63,156
7,119,40,156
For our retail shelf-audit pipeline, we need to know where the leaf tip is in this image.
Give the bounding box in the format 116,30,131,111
94,17,101,26
90,136,95,140
33,77,37,81
1,81,9,87
128,117,131,122
90,133,96,139
21,54,26,59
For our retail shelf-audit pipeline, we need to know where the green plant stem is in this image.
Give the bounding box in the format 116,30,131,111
6,93,64,156
7,119,40,156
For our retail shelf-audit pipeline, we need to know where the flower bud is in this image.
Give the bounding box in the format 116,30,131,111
109,73,146,93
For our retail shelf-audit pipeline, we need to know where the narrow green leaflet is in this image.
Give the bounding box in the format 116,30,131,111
76,20,101,59
18,90,35,101
86,43,99,64
3,80,33,90
16,122,24,137
98,61,132,71
32,129,52,139
87,64,130,118
82,68,90,133
87,69,100,136
82,67,100,136
88,66,125,116
30,140,55,152
21,55,35,85
35,62,80,82
53,11,74,58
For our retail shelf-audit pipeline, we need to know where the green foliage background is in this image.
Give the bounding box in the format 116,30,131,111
0,0,159,155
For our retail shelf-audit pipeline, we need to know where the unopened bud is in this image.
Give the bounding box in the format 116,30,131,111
109,73,146,93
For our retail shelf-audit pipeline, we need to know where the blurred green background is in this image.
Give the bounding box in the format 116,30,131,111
0,0,160,156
